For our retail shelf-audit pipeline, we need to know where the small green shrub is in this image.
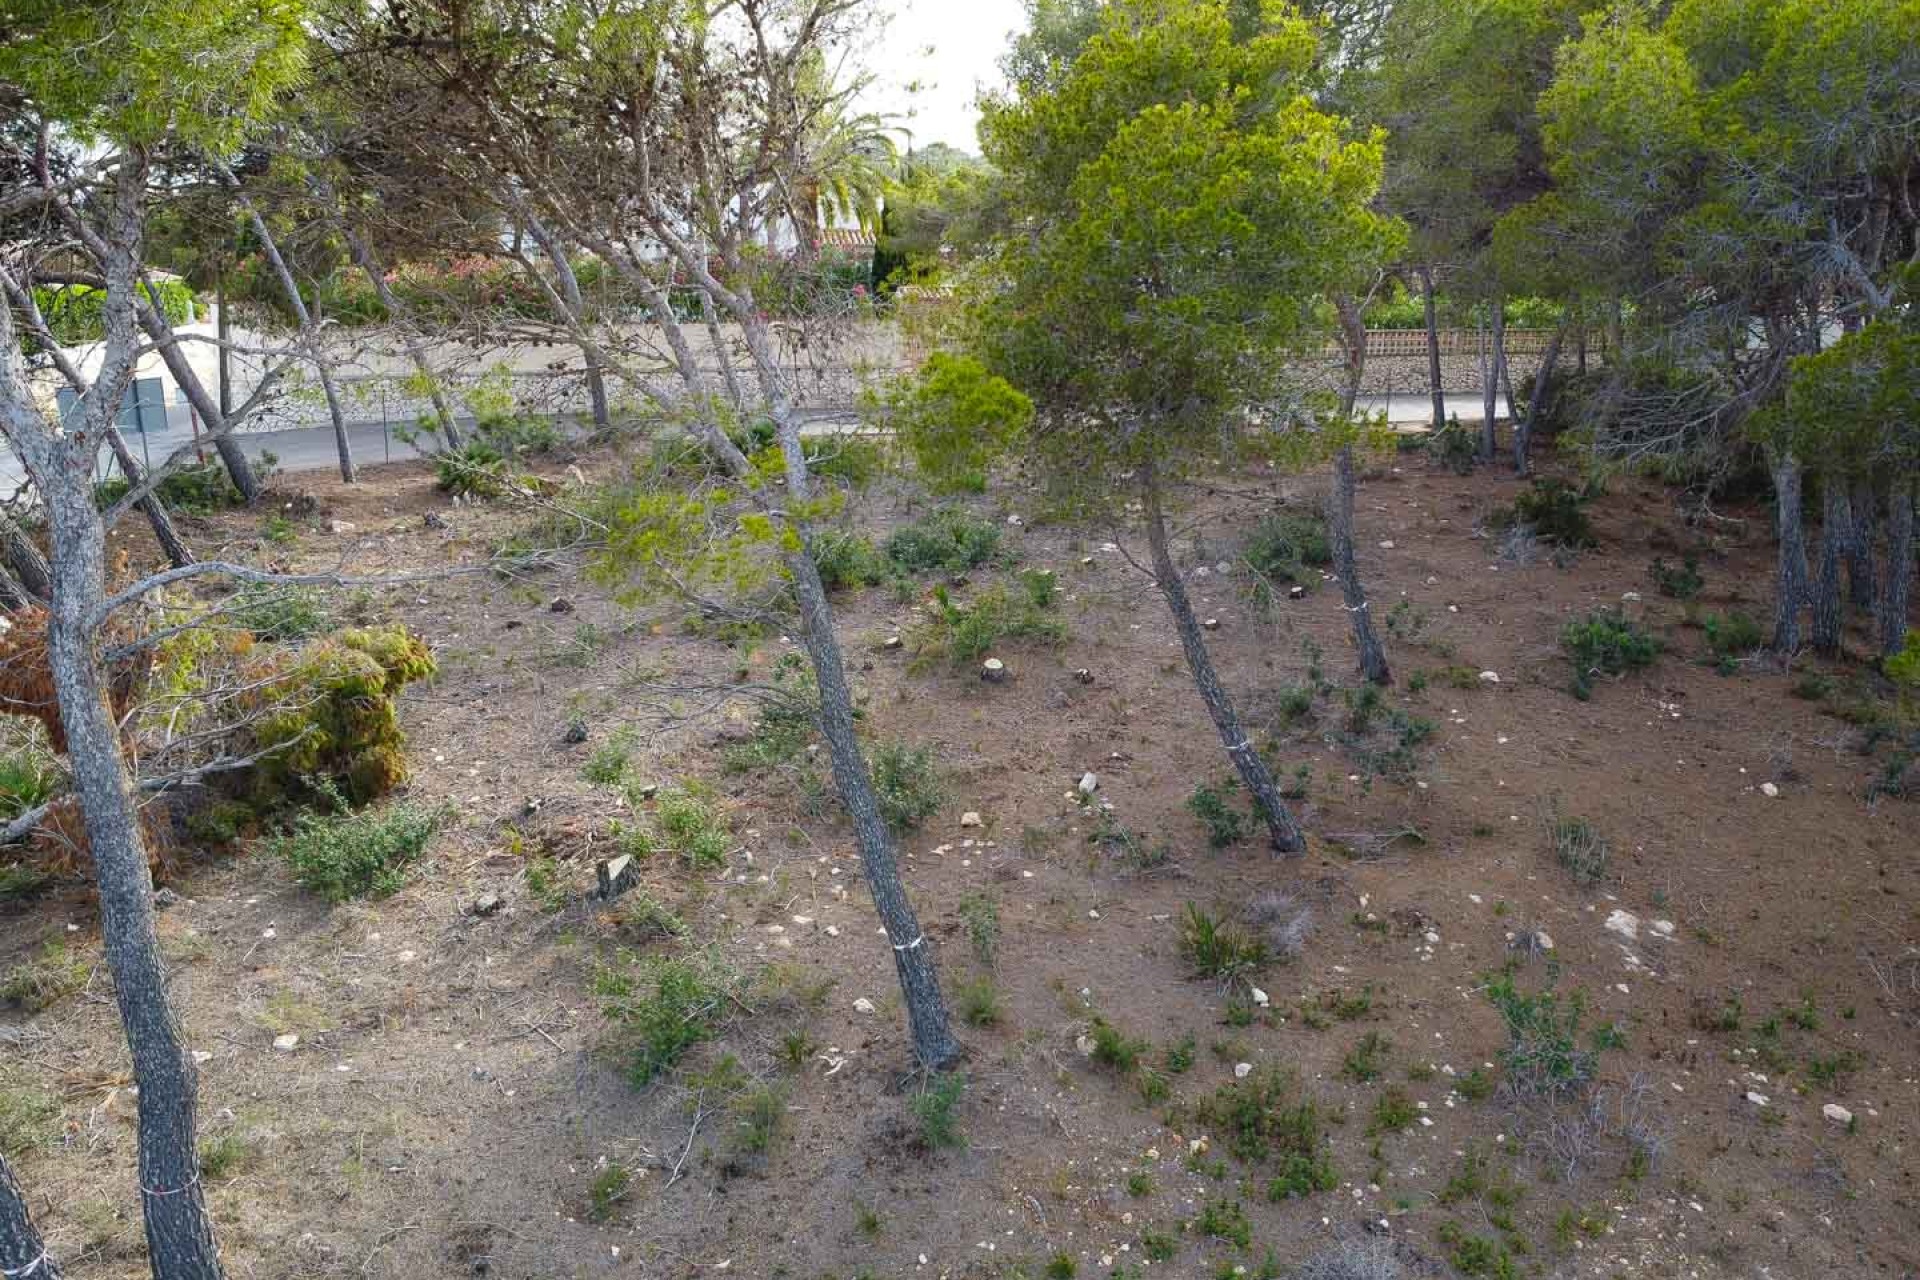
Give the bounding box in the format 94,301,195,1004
436,440,511,498
870,741,944,832
1179,904,1267,982
588,1163,631,1222
1502,477,1598,548
956,977,1002,1027
1,941,90,1012
1426,418,1478,474
1368,1085,1417,1135
1702,611,1762,664
803,434,891,489
94,460,240,516
912,584,1064,666
595,951,732,1087
1341,1031,1390,1083
0,749,57,821
958,892,1000,965
1244,510,1331,585
884,509,1004,575
813,531,889,592
1187,781,1250,848
583,727,640,785
0,863,52,902
226,584,333,641
1648,556,1704,601
911,1071,967,1150
0,1081,60,1156
198,1131,256,1181
1485,973,1597,1099
1561,608,1658,698
1045,1253,1078,1279
1193,1198,1251,1248
1546,809,1609,886
268,798,442,902
655,787,732,867
1187,1066,1331,1183
1089,1016,1151,1074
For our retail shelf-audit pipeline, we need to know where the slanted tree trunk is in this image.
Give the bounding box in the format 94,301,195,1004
1770,453,1809,654
1877,481,1914,657
700,290,747,413
102,426,192,568
134,299,260,503
787,545,958,1068
1332,293,1389,685
234,192,354,483
1515,324,1565,477
1848,479,1878,610
332,216,464,451
1420,265,1445,429
0,1155,59,1280
0,563,31,612
591,231,959,1069
521,211,611,433
215,264,231,420
44,499,222,1280
1812,479,1851,657
1495,314,1514,425
1480,298,1504,460
1141,461,1306,853
0,511,50,602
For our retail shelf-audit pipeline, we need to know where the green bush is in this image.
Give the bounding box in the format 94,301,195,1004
870,740,944,832
1702,611,1762,667
595,951,731,1087
1547,811,1609,886
913,583,1064,667
883,508,1005,574
812,530,889,592
1484,973,1598,1099
1426,418,1478,474
37,279,194,346
1648,555,1704,601
1186,1066,1333,1197
0,749,57,821
0,1080,59,1156
268,796,442,902
1244,510,1331,584
912,1071,967,1150
804,434,891,489
1,941,90,1012
435,441,510,498
888,353,1032,494
225,584,334,642
655,786,732,867
1179,904,1267,981
254,626,437,806
1499,477,1598,548
1560,608,1658,698
94,460,243,517
1186,781,1249,848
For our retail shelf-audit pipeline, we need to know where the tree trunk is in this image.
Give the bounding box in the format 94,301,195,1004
135,302,259,503
103,426,192,569
1812,479,1850,657
1515,325,1565,477
1848,479,1878,610
700,290,747,413
1770,453,1809,654
1331,294,1389,686
42,494,222,1280
1330,446,1390,685
520,210,611,434
0,511,50,602
787,544,958,1068
215,265,231,420
236,197,354,483
1481,299,1503,460
334,219,463,451
1141,463,1305,853
1495,311,1513,427
1420,265,1445,430
0,563,30,612
0,1155,59,1280
1877,482,1913,657
1575,324,1588,377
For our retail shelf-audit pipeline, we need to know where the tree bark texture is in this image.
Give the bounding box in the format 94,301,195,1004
0,512,50,602
1515,325,1565,477
1481,299,1505,460
239,199,354,482
44,496,223,1280
788,545,959,1069
135,301,259,503
0,1154,59,1280
1420,265,1445,430
1142,464,1306,853
1330,294,1389,686
1812,480,1850,657
102,425,192,569
1848,479,1879,610
1771,454,1809,654
1877,483,1913,657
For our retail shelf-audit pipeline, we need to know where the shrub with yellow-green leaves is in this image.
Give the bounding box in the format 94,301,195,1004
248,626,436,807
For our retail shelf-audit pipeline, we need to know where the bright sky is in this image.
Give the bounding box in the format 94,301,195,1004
859,0,1028,154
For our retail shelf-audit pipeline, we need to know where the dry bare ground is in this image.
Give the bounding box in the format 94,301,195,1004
3,440,1916,1280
